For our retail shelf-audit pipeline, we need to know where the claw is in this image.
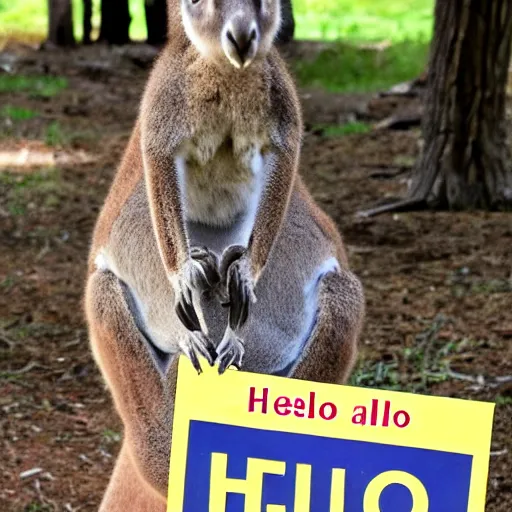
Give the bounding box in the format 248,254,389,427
175,296,201,332
227,260,252,331
190,246,220,290
183,284,193,306
216,329,245,374
238,281,249,328
200,338,218,365
191,331,216,367
215,246,254,374
203,264,221,289
188,345,202,374
180,331,217,374
219,245,246,278
173,246,221,333
219,350,237,374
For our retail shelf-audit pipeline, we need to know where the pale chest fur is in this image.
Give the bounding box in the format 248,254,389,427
178,63,271,227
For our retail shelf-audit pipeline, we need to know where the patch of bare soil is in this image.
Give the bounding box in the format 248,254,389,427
0,43,510,511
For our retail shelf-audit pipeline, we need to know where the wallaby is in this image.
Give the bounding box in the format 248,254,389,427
84,0,365,509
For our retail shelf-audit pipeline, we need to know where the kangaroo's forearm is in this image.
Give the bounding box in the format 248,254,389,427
143,150,188,275
249,146,298,280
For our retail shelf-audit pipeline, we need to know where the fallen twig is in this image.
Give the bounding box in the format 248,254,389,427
3,361,40,376
424,369,484,384
35,238,51,261
0,330,16,349
373,114,422,131
20,468,42,480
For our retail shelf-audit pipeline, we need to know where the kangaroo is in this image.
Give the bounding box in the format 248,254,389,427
84,0,365,509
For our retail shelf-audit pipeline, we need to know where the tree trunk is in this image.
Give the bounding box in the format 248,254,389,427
48,0,75,46
83,0,93,44
99,0,131,45
412,0,512,210
145,0,168,45
277,0,295,43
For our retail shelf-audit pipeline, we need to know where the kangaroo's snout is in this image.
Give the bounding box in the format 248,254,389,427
181,0,280,70
223,18,259,69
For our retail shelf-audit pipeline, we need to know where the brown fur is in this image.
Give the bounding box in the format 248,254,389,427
87,121,143,274
138,44,300,276
85,0,364,509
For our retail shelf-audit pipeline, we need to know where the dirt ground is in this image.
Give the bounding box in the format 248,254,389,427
0,42,511,511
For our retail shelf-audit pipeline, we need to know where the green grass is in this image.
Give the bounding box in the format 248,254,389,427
1,105,39,120
44,121,66,146
294,40,429,93
0,169,62,216
350,316,480,393
42,121,100,147
0,0,434,43
293,0,434,42
0,75,68,97
102,429,122,444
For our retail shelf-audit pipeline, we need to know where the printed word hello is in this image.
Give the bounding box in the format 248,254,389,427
209,454,429,512
248,387,337,420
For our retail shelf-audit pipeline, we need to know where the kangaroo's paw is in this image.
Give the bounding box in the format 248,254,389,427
189,246,220,291
216,328,245,374
173,247,220,332
178,330,217,374
220,246,256,331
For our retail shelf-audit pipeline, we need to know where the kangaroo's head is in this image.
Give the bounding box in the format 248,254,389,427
181,0,281,69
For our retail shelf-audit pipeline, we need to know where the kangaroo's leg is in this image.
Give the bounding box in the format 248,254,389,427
85,269,179,502
99,444,166,512
291,269,365,384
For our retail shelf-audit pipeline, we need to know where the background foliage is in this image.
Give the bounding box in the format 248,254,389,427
0,0,434,43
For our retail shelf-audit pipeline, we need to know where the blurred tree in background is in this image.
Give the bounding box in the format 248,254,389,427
99,0,131,44
363,0,512,215
48,0,75,45
83,0,92,43
145,0,167,45
47,0,295,45
412,0,512,210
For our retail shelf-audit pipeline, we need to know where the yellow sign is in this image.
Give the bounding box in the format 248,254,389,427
168,356,495,511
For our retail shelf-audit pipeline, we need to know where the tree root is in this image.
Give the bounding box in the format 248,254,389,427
356,197,428,218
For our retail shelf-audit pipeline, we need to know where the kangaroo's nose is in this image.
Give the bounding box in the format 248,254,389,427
226,28,257,61
223,22,259,69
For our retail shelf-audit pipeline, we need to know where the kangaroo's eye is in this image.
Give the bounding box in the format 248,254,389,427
191,0,201,4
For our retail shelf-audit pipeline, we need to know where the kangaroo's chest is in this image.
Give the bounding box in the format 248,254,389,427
177,62,272,227
179,124,268,227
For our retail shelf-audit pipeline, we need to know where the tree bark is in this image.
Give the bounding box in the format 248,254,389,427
412,0,512,210
277,0,295,43
99,0,131,45
83,0,93,44
145,0,168,45
48,0,75,46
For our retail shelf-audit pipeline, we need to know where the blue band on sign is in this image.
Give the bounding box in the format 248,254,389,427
183,421,472,512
